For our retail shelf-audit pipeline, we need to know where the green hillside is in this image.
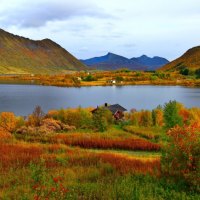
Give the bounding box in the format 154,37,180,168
0,29,86,74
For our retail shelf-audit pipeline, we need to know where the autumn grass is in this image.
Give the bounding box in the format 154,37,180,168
0,140,161,199
0,124,199,199
0,145,198,199
0,130,199,199
123,126,165,142
88,149,161,158
15,130,161,151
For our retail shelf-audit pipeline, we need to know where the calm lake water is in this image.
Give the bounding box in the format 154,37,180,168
0,84,200,116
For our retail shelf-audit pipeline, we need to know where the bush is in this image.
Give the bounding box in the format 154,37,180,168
27,106,45,127
83,75,97,82
0,112,17,132
48,108,93,129
161,125,200,191
195,68,200,79
65,108,93,129
180,68,189,76
140,110,152,127
116,76,124,82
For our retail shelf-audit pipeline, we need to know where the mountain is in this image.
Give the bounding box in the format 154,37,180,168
81,53,146,70
131,55,169,70
0,29,86,74
81,53,169,71
160,46,200,71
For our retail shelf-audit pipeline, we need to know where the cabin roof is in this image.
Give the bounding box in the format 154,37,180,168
107,104,127,114
92,103,127,114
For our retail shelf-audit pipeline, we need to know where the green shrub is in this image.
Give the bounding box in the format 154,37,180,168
163,101,183,130
83,75,97,81
92,107,113,132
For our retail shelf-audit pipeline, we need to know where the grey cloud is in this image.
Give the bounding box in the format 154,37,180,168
0,0,111,28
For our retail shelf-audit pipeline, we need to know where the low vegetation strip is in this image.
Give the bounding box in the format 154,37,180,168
87,149,161,159
68,151,160,175
0,143,43,169
0,142,159,175
123,126,161,140
52,134,161,151
99,153,160,174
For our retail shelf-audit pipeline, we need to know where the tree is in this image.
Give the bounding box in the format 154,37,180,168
116,76,124,83
163,101,183,130
152,107,163,127
27,106,45,127
83,75,96,82
64,108,93,129
180,68,189,76
93,108,113,132
195,68,200,79
0,112,17,132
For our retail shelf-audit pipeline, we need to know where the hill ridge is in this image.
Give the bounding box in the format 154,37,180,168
81,53,169,71
160,46,200,71
0,28,86,74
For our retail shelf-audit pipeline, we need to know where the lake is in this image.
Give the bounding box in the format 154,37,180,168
0,84,200,116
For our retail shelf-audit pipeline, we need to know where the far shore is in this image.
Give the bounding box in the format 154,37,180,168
0,70,200,87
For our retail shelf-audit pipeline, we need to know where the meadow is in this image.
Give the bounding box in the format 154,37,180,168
0,101,199,199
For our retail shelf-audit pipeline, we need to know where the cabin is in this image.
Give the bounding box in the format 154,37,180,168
92,103,127,120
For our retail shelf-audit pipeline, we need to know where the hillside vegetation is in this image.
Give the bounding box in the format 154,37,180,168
0,29,86,74
160,46,200,71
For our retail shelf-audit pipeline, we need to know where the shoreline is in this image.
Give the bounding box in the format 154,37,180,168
0,71,200,87
0,80,200,88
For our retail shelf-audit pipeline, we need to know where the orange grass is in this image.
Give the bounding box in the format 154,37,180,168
0,143,43,169
52,134,161,151
99,153,160,175
0,141,160,175
68,151,160,175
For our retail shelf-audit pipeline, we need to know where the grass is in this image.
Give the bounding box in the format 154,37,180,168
15,131,161,151
0,126,199,199
0,154,198,199
123,125,165,142
0,140,161,199
88,149,161,158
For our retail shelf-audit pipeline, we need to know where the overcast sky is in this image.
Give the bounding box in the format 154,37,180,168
0,0,200,60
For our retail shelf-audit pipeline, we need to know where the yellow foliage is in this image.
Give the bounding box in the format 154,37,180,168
0,112,17,132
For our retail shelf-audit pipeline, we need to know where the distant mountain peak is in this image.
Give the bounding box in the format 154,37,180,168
81,53,169,71
106,52,121,57
140,55,148,58
107,52,113,55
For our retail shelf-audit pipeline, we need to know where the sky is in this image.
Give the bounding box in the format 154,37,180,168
0,0,200,61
